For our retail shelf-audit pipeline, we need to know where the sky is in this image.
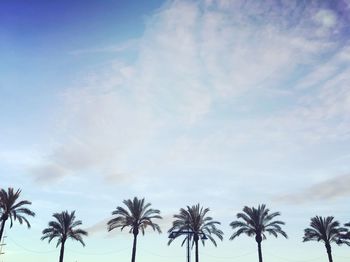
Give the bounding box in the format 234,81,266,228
1,0,350,261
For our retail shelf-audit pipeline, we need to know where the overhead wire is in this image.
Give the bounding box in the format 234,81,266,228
5,236,350,261
65,246,129,256
138,247,184,258
7,236,129,256
6,236,56,254
264,250,324,262
200,250,256,259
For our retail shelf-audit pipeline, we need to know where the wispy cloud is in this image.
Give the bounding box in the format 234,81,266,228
31,0,350,200
85,218,110,236
275,173,350,204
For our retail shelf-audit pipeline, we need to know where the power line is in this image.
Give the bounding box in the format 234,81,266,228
65,246,129,256
264,250,324,262
5,235,350,261
200,250,255,260
334,255,350,259
7,237,130,256
138,247,184,258
6,236,56,254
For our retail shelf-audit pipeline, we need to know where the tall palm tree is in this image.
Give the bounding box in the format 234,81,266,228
0,187,35,241
168,204,223,262
41,210,88,262
303,216,349,262
229,204,287,262
107,197,162,262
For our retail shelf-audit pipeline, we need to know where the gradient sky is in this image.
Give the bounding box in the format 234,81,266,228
1,0,350,261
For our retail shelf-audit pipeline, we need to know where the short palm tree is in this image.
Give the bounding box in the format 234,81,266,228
107,197,162,262
0,187,35,241
303,216,349,262
230,204,287,262
168,204,223,262
41,210,88,262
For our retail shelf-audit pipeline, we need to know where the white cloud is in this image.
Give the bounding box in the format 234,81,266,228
313,9,337,36
32,83,159,182
31,0,350,196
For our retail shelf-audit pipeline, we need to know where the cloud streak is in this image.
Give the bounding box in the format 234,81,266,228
275,174,350,204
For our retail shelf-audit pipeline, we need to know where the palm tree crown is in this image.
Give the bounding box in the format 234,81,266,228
303,216,349,245
0,187,35,241
41,210,88,247
168,204,223,247
230,204,287,241
303,216,349,262
107,197,162,234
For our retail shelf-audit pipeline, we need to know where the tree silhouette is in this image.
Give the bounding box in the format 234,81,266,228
107,197,162,262
229,204,287,262
168,204,223,262
303,216,349,262
0,187,35,241
41,210,87,262
343,222,350,241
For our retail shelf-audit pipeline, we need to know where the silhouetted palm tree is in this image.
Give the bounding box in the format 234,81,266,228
344,222,350,240
230,204,287,262
303,216,349,262
0,187,35,241
168,204,223,262
107,197,162,262
41,210,87,262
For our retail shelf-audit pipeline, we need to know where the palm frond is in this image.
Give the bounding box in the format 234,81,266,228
0,188,35,229
168,204,223,247
107,197,162,236
303,216,347,246
41,210,87,248
230,204,287,242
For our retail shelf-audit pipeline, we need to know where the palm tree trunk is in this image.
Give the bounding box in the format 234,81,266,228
257,241,263,262
59,240,65,262
0,219,6,242
325,243,333,262
255,235,263,262
131,232,138,262
195,238,199,262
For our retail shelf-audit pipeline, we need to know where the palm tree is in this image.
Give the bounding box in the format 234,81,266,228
107,197,162,262
344,222,350,240
41,210,88,262
0,187,35,241
303,216,349,262
229,204,287,262
168,204,223,262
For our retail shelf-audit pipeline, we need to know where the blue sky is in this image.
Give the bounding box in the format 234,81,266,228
1,0,350,261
